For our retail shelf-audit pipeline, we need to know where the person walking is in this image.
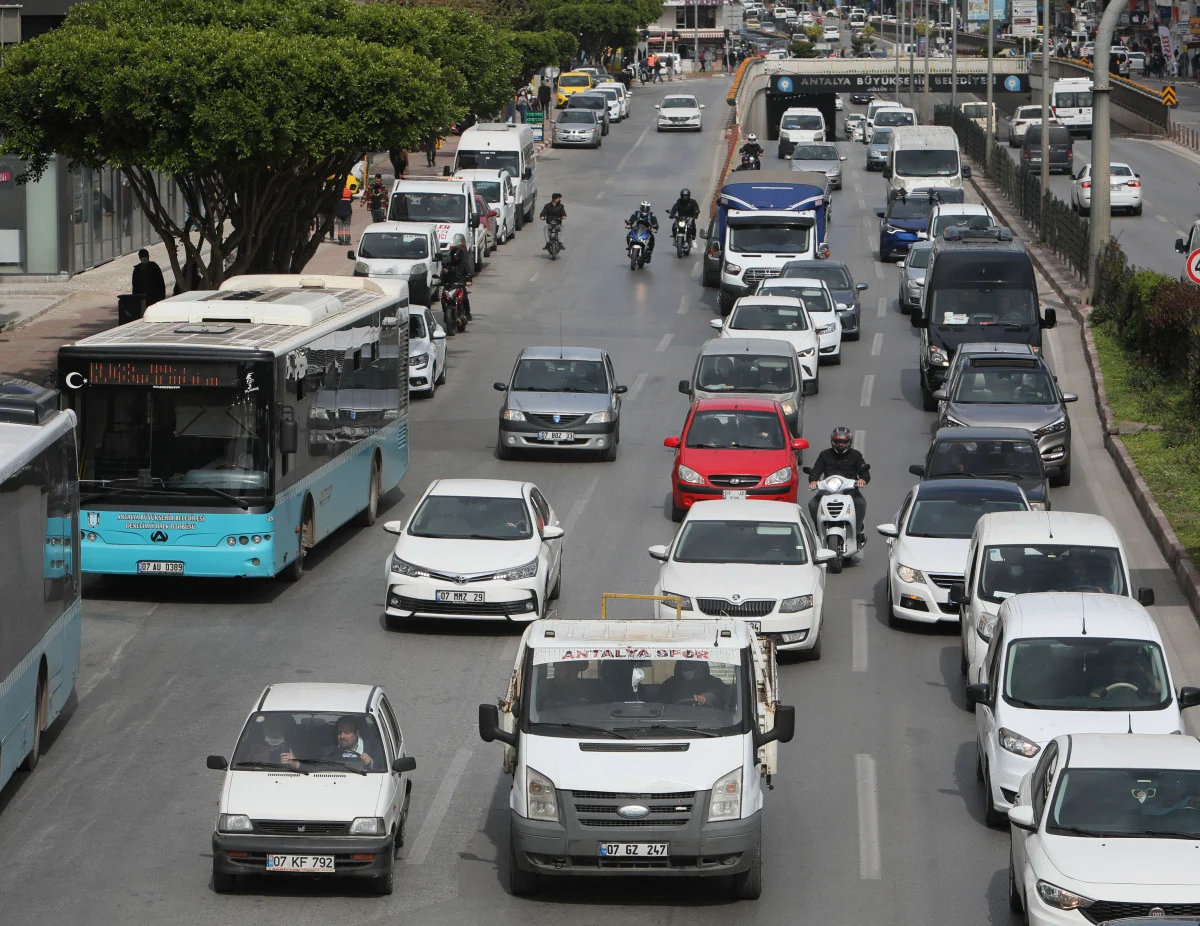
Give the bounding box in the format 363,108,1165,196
424,133,437,168
537,78,552,112
131,249,167,307
389,147,408,181
699,49,707,72
516,93,530,123
363,174,388,223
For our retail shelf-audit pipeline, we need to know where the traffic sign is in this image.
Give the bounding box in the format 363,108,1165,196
1162,85,1178,107
1187,247,1200,286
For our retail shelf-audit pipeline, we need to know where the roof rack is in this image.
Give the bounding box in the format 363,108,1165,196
942,225,1014,242
0,378,58,425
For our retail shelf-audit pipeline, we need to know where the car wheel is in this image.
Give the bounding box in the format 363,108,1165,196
1131,203,1142,216
496,435,514,461
670,498,685,522
886,584,901,629
1053,454,1072,487
354,458,380,527
801,625,822,661
1008,850,1024,913
549,564,562,601
920,376,938,412
827,348,841,366
600,437,617,462
730,840,763,900
212,865,237,894
984,763,1007,828
508,828,539,896
959,637,969,677
435,354,447,385
372,854,395,895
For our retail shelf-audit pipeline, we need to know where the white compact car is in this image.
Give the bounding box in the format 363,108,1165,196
824,24,840,41
348,221,440,306
1008,105,1054,146
649,499,834,656
929,203,995,240
755,276,843,365
967,593,1197,827
877,479,1029,627
383,478,564,624
407,305,447,397
207,683,416,895
595,81,630,119
712,295,819,395
1008,732,1200,925
455,169,520,245
656,94,704,132
1071,162,1143,216
593,85,624,123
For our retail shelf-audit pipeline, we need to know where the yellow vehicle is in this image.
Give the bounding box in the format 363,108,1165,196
555,71,595,108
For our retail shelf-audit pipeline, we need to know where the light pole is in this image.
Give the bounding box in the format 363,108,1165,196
896,1,903,98
985,0,995,165
1039,0,1051,237
909,0,917,108
1086,0,1126,298
922,0,931,123
692,0,699,71
951,2,959,110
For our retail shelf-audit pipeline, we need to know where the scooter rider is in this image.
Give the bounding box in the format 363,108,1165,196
441,234,472,320
539,192,566,250
667,188,700,242
740,134,764,160
808,426,870,545
625,200,660,262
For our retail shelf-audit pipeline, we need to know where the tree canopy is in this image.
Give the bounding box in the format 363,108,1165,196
517,0,664,59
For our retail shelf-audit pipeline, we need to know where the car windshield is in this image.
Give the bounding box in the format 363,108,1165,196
389,191,466,223
932,213,995,238
728,223,812,254
783,114,824,130
979,543,1127,603
930,287,1038,327
674,519,807,564
1016,107,1041,119
875,110,914,127
472,181,501,203
511,359,607,393
663,97,697,109
409,314,427,340
597,89,618,101
232,711,387,773
761,284,833,313
527,656,746,737
1049,768,1200,838
1004,638,1170,711
559,74,590,87
905,495,1027,538
358,232,428,260
793,144,838,160
684,408,786,449
696,354,797,394
928,437,1043,479
907,246,932,268
894,150,960,177
888,198,936,220
952,367,1056,404
408,494,532,540
558,110,596,124
730,302,809,331
868,129,893,147
787,265,852,289
455,150,519,174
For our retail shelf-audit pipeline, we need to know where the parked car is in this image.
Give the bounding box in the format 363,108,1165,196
551,109,601,148
565,92,611,135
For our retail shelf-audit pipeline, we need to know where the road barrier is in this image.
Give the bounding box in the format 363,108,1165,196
1171,122,1200,155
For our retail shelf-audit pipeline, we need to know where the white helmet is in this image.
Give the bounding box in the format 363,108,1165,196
747,133,758,142
640,200,652,211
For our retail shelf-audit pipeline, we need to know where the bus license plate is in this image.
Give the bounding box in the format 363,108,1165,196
599,843,668,858
723,490,747,500
137,561,184,575
266,854,334,872
537,431,574,442
436,590,485,603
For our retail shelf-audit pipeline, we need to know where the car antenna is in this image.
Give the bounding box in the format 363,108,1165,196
1046,511,1053,539
1080,595,1087,636
559,315,563,359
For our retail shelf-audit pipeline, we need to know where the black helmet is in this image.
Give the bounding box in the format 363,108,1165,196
831,427,852,454
680,188,691,198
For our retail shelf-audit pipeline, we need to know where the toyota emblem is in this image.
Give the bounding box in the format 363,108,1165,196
150,530,168,543
454,575,467,585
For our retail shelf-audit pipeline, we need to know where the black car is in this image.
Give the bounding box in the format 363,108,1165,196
780,259,868,340
850,92,874,104
1020,124,1073,174
910,426,1050,509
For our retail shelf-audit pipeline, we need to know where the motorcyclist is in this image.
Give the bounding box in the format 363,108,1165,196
441,233,472,320
625,200,659,262
539,192,567,251
740,134,764,161
667,188,700,243
807,426,871,546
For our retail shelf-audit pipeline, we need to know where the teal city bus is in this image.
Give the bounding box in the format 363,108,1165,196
56,275,410,580
0,378,81,790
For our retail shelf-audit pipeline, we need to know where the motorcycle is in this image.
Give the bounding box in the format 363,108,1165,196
802,470,863,574
734,152,761,171
440,283,469,336
544,218,563,260
671,216,696,257
625,222,653,271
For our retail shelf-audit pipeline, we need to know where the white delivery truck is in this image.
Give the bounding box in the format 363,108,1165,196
389,178,488,274
454,122,538,226
478,595,796,899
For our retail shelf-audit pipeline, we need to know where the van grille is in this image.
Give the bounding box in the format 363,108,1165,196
567,790,698,831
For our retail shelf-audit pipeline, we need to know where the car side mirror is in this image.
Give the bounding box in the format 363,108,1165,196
909,464,926,476
1176,237,1187,254
382,520,405,535
801,465,814,476
876,209,886,218
432,326,447,340
279,410,298,455
710,318,724,330
648,544,669,561
1061,392,1078,403
1041,307,1057,329
932,388,947,401
478,703,516,747
699,228,709,239
1137,587,1155,606
882,167,892,179
814,548,837,564
841,156,847,161
678,379,692,395
493,381,508,391
541,525,565,540
700,104,707,109
523,167,533,180
1178,687,1200,710
664,435,681,448
965,682,992,708
1008,804,1037,832
470,216,480,228
654,104,661,109
856,282,869,291
876,523,899,538
206,755,228,771
613,384,628,395
490,209,499,217
755,704,795,748
347,249,356,261
914,278,925,286
948,582,968,604
962,165,971,178
790,438,810,453
391,756,417,773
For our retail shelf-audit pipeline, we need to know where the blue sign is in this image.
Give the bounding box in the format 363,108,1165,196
777,76,793,93
1004,75,1021,91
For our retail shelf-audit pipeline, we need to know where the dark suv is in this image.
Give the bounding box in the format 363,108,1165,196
1020,124,1073,175
910,426,1051,509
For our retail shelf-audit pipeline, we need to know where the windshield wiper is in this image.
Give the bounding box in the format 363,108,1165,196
79,480,251,509
640,723,720,738
233,760,309,775
296,758,368,775
1141,828,1200,839
977,472,1023,482
1004,695,1044,709
167,483,251,510
1050,824,1135,838
551,722,631,739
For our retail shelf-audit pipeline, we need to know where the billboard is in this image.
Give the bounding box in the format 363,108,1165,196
967,0,1007,23
1011,0,1037,37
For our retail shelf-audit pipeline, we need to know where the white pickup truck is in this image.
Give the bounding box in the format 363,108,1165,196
478,595,795,899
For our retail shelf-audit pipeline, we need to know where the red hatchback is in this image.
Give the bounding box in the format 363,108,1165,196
665,398,808,521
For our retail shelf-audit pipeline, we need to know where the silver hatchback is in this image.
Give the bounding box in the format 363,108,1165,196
789,142,846,189
898,240,932,313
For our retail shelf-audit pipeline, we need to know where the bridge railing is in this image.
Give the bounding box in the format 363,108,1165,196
1046,58,1170,131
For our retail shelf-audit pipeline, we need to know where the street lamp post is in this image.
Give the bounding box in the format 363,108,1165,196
909,0,917,108
985,0,995,165
951,2,959,109
1086,0,1126,298
922,0,932,123
1039,0,1051,237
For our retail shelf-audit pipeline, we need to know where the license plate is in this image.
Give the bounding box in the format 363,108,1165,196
746,620,762,632
137,561,184,575
723,489,747,500
266,854,335,873
599,843,668,857
536,431,575,442
435,590,485,603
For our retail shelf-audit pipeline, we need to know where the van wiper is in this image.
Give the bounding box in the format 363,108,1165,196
553,723,631,739
78,479,251,509
978,472,1022,482
233,760,309,775
641,723,719,738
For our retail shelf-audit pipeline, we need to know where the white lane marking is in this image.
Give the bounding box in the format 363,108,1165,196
596,191,606,201
678,294,690,314
563,474,601,534
860,374,874,407
691,261,702,279
628,371,649,400
615,125,652,172
408,747,473,865
871,333,883,356
858,197,867,210
854,430,866,455
878,296,887,318
529,272,539,283
1156,213,1170,224
856,754,882,880
874,262,885,281
852,599,869,672
655,332,673,352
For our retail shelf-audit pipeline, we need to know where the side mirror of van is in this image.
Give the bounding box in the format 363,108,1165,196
932,388,947,401
678,379,692,395
523,166,533,180
1179,687,1200,710
965,682,992,708
882,167,892,179
207,755,228,771
1041,307,1057,329
755,704,796,748
962,165,971,179
1137,587,1155,606
876,209,886,218
478,703,516,747
347,249,356,261
1176,237,1187,254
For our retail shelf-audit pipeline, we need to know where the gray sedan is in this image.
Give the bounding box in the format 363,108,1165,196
789,142,846,189
866,127,893,171
897,239,932,314
551,110,601,148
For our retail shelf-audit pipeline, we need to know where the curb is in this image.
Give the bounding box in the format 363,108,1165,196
0,292,76,334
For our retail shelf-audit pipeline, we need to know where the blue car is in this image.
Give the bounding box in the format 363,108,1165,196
877,189,963,262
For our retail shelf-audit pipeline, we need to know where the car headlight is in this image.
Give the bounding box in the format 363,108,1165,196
817,322,838,335
1028,500,1047,511
896,564,922,584
723,261,743,275
586,410,613,424
798,347,816,357
977,611,998,641
1035,881,1093,911
309,407,329,420
661,590,694,612
218,814,253,833
409,354,429,368
999,727,1041,759
780,594,813,612
779,399,797,417
494,559,538,581
709,767,743,821
677,464,705,485
764,465,793,486
391,555,430,578
943,414,968,427
349,816,385,835
928,344,949,365
526,767,559,822
502,409,526,422
1033,417,1067,438
355,261,371,275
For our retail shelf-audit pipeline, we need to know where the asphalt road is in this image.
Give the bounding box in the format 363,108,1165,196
5,72,1200,925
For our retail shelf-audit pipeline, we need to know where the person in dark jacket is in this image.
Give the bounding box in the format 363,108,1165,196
130,249,166,307
625,201,659,261
363,174,388,222
807,426,871,543
537,79,553,112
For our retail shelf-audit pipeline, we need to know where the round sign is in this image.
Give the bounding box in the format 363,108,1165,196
1189,247,1200,286
1004,75,1021,92
777,76,793,93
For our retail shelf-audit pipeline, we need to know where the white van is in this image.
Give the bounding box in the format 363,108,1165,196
347,221,440,306
959,100,996,133
954,511,1155,685
885,125,966,197
1051,78,1093,137
453,123,538,228
454,169,519,245
777,107,827,158
865,99,902,138
389,178,488,273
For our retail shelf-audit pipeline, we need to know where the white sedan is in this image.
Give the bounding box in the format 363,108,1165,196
649,499,834,657
1071,162,1143,216
656,94,705,132
383,478,563,625
755,277,843,365
824,25,840,42
1009,733,1200,924
711,295,819,395
407,305,447,397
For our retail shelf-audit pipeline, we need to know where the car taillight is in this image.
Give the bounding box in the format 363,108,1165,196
1127,180,1141,187
1022,149,1029,159
1067,147,1073,158
1080,181,1090,189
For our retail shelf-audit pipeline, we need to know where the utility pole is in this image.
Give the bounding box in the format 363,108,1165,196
693,0,699,71
908,0,917,109
1039,0,1051,237
896,1,902,98
951,1,958,109
1087,0,1125,298
922,0,931,123
985,0,995,165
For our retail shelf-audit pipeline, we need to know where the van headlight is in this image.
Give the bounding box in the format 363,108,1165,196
999,727,1041,759
723,262,743,275
977,611,997,641
218,814,253,833
928,344,949,365
709,767,743,821
526,767,559,822
349,817,385,835
355,261,371,275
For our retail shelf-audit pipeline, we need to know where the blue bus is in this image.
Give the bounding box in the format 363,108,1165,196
0,378,81,789
57,275,410,580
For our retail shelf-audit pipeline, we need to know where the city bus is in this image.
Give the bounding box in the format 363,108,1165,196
57,275,410,581
0,378,82,790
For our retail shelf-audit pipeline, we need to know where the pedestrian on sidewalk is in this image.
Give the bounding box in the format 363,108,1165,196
538,79,552,112
131,250,166,307
333,181,353,242
389,147,408,180
424,133,438,168
699,50,707,72
516,94,530,123
363,173,388,222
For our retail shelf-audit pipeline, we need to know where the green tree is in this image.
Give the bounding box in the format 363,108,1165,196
518,0,663,60
851,24,876,52
0,0,525,289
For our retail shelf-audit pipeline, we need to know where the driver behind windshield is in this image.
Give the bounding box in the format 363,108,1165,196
1089,646,1163,701
325,715,375,770
659,660,725,707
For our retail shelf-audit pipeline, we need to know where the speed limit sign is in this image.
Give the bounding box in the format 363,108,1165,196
1189,248,1200,286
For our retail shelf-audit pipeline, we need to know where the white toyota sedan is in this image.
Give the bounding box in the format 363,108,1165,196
649,499,834,657
407,305,447,397
383,479,563,625
1071,162,1143,216
656,94,705,132
711,295,819,395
